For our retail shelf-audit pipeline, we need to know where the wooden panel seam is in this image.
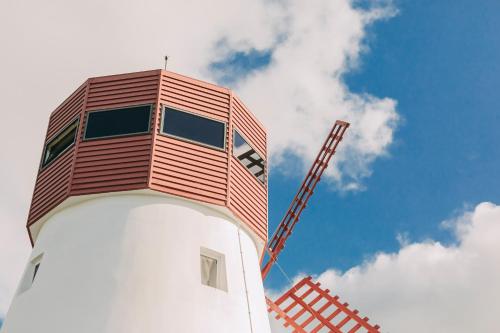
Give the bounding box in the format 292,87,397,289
148,70,163,187
68,79,90,194
226,90,234,207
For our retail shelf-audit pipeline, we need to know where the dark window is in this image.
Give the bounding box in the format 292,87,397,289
32,263,40,282
162,107,226,149
233,130,265,183
84,105,152,140
42,119,78,168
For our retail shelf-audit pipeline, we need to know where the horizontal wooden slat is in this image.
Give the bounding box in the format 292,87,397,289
231,158,267,195
89,80,159,93
78,134,152,147
77,138,152,152
150,183,226,206
156,140,227,164
71,177,148,190
48,105,83,138
72,171,149,184
232,107,266,156
229,193,267,227
86,94,157,109
230,172,267,210
153,163,226,185
30,185,68,215
229,192,267,224
87,90,157,104
161,78,229,104
75,154,150,168
74,160,149,174
156,135,227,159
160,98,228,122
230,177,268,213
89,71,159,85
74,149,150,164
232,112,266,155
151,173,226,196
164,72,229,95
89,85,157,98
28,194,67,225
47,85,86,138
36,149,74,184
33,168,72,199
155,146,227,170
73,166,149,179
152,168,227,191
154,150,227,174
229,151,268,240
161,89,229,113
70,183,146,196
153,156,227,180
76,144,151,158
233,97,266,140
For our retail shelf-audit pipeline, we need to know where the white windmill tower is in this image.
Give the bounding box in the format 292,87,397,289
2,68,381,333
2,69,271,333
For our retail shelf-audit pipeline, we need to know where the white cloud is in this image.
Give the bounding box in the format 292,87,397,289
0,0,397,318
226,0,399,189
269,202,500,333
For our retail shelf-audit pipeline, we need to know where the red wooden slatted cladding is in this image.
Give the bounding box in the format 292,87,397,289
27,69,268,244
71,71,159,196
28,83,87,231
267,276,381,333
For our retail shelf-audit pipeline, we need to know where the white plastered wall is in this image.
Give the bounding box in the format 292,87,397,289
1,193,271,333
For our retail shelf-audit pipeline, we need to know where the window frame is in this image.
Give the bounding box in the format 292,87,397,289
160,106,227,152
232,128,267,185
40,117,80,170
17,253,43,294
83,104,153,141
200,247,227,292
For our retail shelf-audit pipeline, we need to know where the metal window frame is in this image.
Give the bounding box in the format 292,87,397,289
232,128,266,185
160,106,227,152
83,104,153,141
40,117,80,170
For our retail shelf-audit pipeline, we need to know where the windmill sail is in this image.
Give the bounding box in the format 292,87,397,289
267,276,380,333
262,120,350,279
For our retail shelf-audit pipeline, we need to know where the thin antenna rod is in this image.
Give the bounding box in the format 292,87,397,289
164,55,169,70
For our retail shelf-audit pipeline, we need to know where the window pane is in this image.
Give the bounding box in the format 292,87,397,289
42,120,78,167
200,255,218,288
162,108,225,149
233,130,265,183
84,105,151,140
32,263,40,282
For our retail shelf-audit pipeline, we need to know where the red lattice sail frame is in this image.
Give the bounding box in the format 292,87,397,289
261,120,349,279
267,277,380,333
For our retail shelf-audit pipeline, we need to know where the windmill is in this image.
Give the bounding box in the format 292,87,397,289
1,69,380,333
261,121,381,333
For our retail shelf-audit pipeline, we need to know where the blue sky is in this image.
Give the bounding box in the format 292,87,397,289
260,0,500,288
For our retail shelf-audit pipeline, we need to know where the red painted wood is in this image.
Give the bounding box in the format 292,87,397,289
27,69,269,246
268,276,381,333
262,120,350,279
27,83,87,233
